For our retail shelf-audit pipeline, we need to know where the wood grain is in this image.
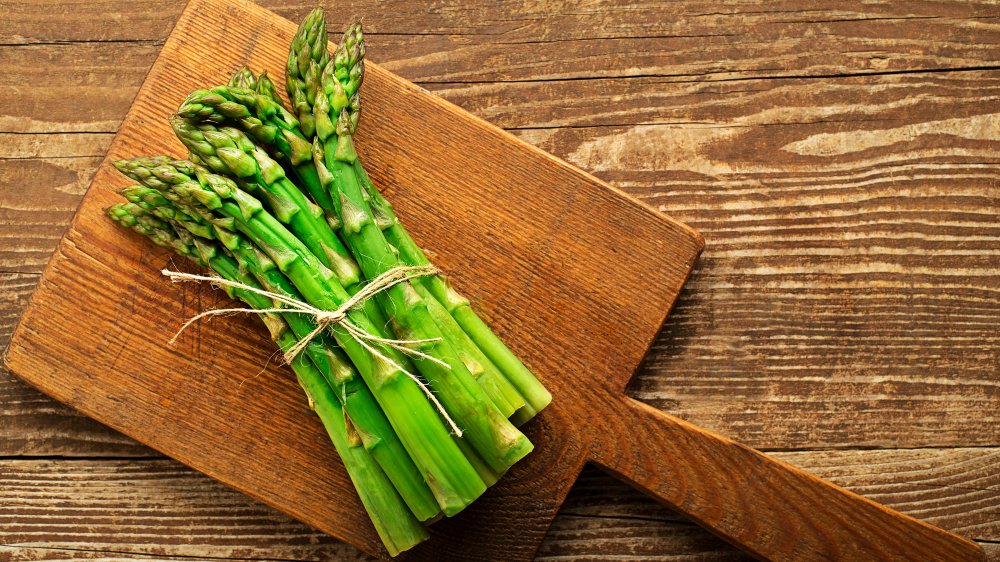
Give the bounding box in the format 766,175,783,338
6,0,697,559
2,0,998,559
0,157,103,274
4,0,992,560
0,251,149,458
2,454,997,561
3,1,999,84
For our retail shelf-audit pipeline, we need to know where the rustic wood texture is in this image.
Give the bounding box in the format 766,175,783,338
1,0,998,560
2,451,997,561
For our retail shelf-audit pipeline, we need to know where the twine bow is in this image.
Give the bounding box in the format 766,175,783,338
161,265,462,435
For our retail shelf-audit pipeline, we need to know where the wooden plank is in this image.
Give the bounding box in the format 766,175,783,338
0,369,150,457
0,4,992,556
8,46,1000,133
2,69,998,453
4,1,999,50
0,272,149,457
0,157,100,274
0,45,159,133
3,1,1000,128
0,459,371,561
1,453,996,560
6,0,702,559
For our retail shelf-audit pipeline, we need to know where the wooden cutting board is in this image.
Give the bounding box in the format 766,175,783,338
3,0,985,560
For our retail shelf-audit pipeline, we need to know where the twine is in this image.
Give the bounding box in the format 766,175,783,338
161,265,462,436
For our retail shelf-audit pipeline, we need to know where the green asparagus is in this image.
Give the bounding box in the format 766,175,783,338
108,204,429,554
286,7,328,140
119,178,442,522
310,24,533,473
286,13,550,424
116,157,487,515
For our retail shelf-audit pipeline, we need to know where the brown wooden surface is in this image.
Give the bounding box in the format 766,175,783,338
1,0,998,560
1,0,986,556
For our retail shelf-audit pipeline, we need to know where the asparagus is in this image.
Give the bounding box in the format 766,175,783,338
108,204,428,554
119,179,441,522
227,66,258,91
231,66,287,109
286,7,328,140
286,13,549,424
178,86,525,422
255,72,285,108
171,118,360,287
313,25,533,474
362,170,552,423
177,85,335,216
116,157,486,515
171,118,397,339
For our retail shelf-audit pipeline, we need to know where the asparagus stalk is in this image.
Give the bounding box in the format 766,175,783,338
171,118,360,287
116,157,486,515
286,12,548,423
361,169,552,423
255,71,285,108
227,66,258,91
286,7,328,140
119,180,441,522
177,85,335,217
313,25,533,474
107,204,428,554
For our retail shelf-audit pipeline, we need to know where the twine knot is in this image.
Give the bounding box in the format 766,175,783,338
160,264,463,435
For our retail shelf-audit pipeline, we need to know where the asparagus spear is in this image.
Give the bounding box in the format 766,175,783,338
108,204,429,554
119,180,441,522
286,12,549,423
255,71,285,108
286,7,328,140
227,66,258,90
313,25,533,473
171,118,360,287
362,171,552,424
177,85,334,215
116,157,486,515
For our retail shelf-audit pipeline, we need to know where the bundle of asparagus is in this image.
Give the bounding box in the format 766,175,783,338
105,8,550,556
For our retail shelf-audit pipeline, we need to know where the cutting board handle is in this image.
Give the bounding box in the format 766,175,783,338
591,397,985,561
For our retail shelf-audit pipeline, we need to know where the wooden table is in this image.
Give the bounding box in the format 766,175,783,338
2,1,998,560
